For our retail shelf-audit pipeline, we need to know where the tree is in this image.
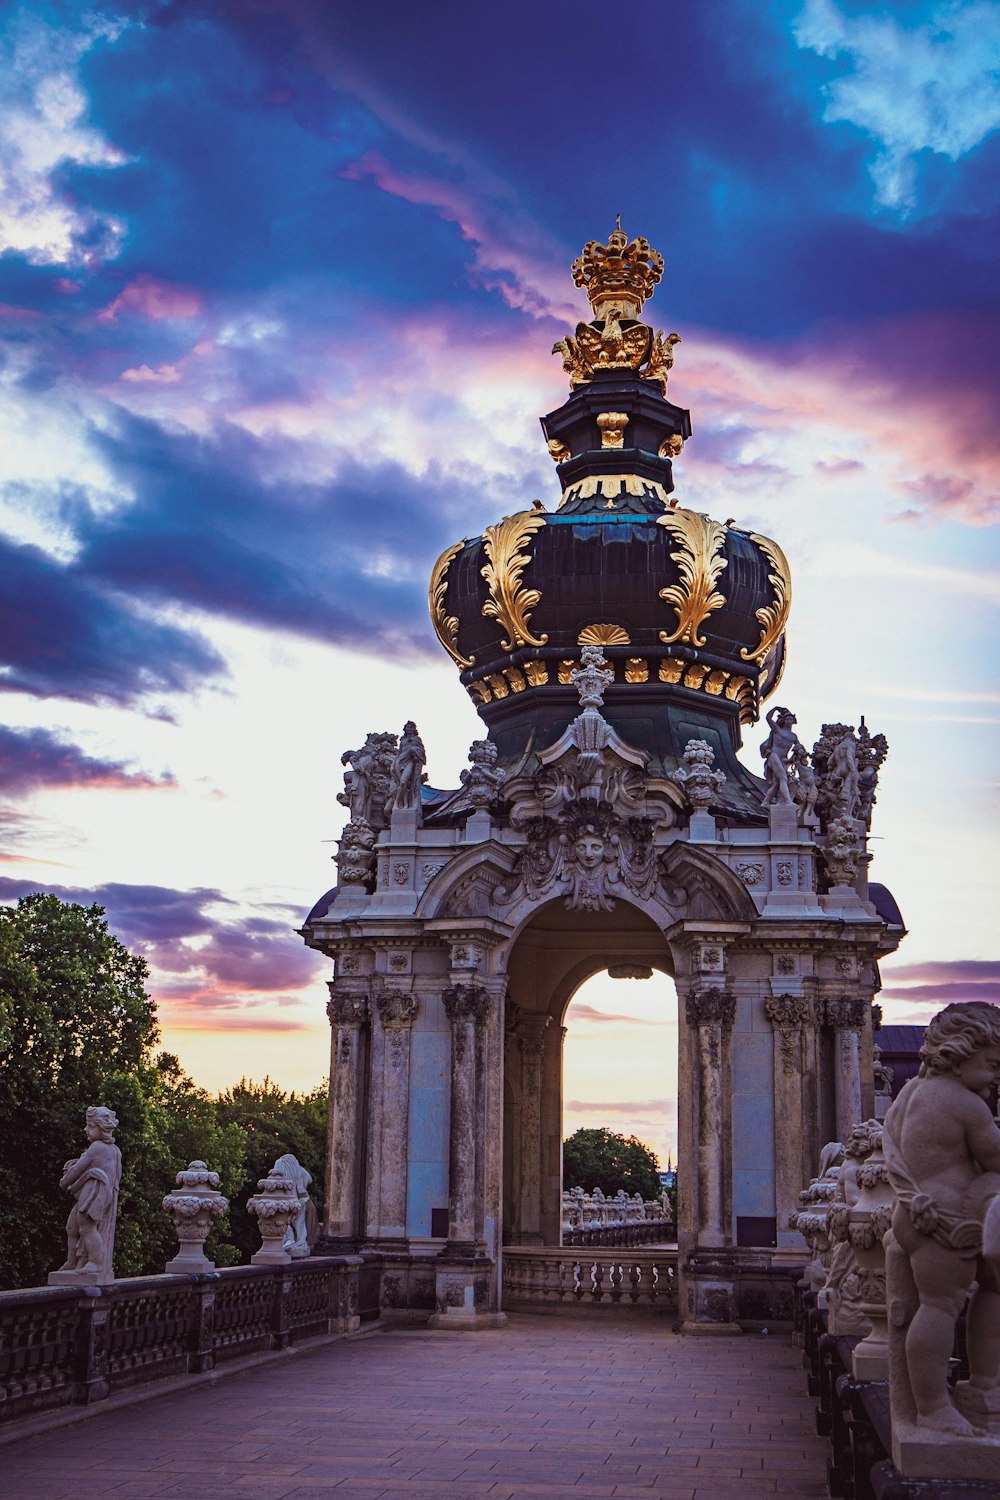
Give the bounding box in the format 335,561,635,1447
0,895,246,1287
563,1127,661,1200
213,1078,327,1262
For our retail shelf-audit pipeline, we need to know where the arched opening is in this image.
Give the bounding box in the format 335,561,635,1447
562,968,678,1226
501,897,672,1246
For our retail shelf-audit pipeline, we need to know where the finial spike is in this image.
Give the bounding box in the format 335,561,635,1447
615,212,621,231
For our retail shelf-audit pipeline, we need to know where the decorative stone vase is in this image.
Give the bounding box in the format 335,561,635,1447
848,1136,894,1381
163,1161,228,1274
247,1165,306,1266
791,1168,840,1293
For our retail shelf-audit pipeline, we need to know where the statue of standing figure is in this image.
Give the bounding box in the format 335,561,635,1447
389,721,427,813
883,1002,1000,1444
760,706,804,807
49,1106,122,1285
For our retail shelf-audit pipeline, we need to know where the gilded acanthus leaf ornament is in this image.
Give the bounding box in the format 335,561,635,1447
657,509,729,648
429,539,474,670
741,533,792,666
480,510,549,652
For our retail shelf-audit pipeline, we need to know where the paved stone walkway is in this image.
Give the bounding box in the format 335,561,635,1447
3,1317,829,1499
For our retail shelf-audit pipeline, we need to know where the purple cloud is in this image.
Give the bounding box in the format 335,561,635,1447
0,725,174,795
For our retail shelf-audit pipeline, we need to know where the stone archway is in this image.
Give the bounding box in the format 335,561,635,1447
501,897,672,1246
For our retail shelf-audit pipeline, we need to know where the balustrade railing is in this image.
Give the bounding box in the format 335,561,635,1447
563,1217,673,1248
0,1256,360,1429
502,1245,678,1315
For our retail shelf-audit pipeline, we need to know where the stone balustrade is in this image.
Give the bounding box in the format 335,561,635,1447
503,1246,678,1314
0,1257,361,1430
560,1186,672,1238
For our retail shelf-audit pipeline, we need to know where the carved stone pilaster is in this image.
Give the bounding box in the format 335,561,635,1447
326,987,370,1026
516,1014,552,1243
764,994,810,1075
684,986,736,1030
443,983,489,1025
825,994,867,1142
442,984,491,1250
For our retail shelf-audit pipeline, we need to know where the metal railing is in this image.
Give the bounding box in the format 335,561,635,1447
502,1245,678,1315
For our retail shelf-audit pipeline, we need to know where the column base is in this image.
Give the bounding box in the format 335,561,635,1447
430,1259,498,1328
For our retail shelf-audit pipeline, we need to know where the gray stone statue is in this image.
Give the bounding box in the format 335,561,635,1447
883,1002,1000,1451
49,1106,122,1286
460,738,506,809
760,706,803,807
389,721,426,813
274,1153,316,1258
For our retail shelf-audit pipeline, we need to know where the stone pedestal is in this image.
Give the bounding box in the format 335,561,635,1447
427,1258,508,1331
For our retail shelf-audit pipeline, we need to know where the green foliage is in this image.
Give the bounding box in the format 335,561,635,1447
563,1127,661,1200
214,1078,327,1263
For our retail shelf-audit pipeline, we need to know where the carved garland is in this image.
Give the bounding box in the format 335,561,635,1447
764,994,809,1074
741,533,792,666
429,539,474,670
480,510,549,651
657,509,729,648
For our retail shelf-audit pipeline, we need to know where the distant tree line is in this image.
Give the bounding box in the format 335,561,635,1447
563,1127,662,1200
0,894,327,1290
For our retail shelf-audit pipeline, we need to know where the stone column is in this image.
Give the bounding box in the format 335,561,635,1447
764,992,811,1248
442,983,489,1251
684,985,736,1249
368,984,419,1244
826,995,866,1141
323,987,369,1247
516,1015,552,1246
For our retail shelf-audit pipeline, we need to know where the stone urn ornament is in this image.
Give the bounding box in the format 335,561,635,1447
163,1161,229,1274
247,1163,307,1265
847,1123,894,1381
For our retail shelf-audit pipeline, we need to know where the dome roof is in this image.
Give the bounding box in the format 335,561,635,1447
427,226,791,804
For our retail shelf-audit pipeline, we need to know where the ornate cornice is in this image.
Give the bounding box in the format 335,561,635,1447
684,986,736,1030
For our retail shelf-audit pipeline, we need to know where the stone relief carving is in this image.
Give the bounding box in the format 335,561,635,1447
49,1106,122,1286
824,1118,882,1335
684,986,736,1029
442,983,490,1025
825,994,868,1031
790,1141,845,1293
776,859,794,886
883,1002,1000,1445
823,816,866,888
736,860,764,886
460,738,507,809
375,986,419,1028
775,954,796,975
334,817,376,889
670,738,726,811
388,721,427,814
764,994,810,1072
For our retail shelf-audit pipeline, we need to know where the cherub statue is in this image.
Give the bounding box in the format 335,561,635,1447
389,721,426,813
52,1106,122,1283
883,1002,1000,1438
790,742,819,826
760,706,803,807
273,1153,316,1259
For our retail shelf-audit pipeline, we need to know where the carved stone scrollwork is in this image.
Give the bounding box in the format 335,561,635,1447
375,987,419,1029
764,994,810,1074
825,995,867,1031
684,986,736,1030
442,983,490,1026
326,986,370,1026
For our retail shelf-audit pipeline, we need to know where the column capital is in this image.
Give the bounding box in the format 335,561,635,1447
684,985,736,1030
518,1014,552,1058
326,986,369,1026
764,993,810,1031
824,994,866,1031
376,985,419,1029
443,983,490,1025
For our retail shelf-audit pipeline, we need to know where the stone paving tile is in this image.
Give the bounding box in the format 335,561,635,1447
1,1316,830,1499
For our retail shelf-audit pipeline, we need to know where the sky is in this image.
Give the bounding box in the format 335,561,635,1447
1,0,998,1163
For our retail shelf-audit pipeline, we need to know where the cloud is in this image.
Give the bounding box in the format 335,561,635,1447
567,1004,670,1029
795,0,1000,211
878,958,1000,1008
0,876,326,1028
565,1098,675,1114
0,725,175,795
98,274,204,322
0,10,129,264
0,532,226,707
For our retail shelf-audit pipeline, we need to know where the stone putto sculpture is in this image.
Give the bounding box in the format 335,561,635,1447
49,1106,122,1286
790,1140,845,1294
338,730,397,830
163,1160,228,1274
883,1001,1000,1450
460,738,506,809
247,1160,309,1266
273,1153,315,1258
760,706,804,807
824,1118,882,1335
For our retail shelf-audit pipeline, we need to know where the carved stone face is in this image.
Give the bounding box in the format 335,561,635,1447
954,1044,1000,1099
573,831,606,870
